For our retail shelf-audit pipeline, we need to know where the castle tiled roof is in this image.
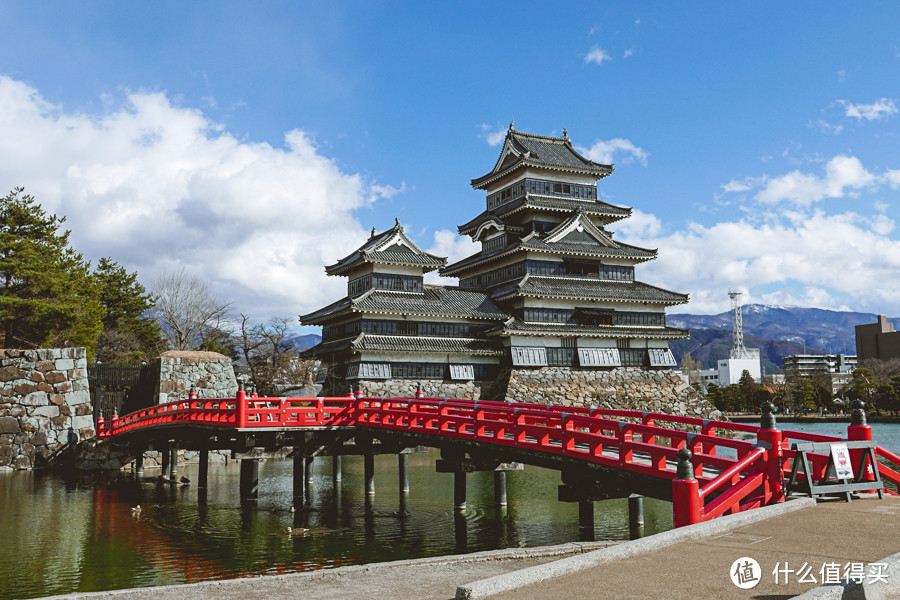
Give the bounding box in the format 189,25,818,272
489,318,690,340
303,333,505,357
299,286,508,325
472,128,613,189
490,276,689,305
325,220,446,276
442,230,656,277
458,196,630,236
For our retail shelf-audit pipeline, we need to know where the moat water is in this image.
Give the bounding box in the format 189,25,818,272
1,421,897,600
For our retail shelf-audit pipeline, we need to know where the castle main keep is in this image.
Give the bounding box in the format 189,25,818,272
302,126,698,408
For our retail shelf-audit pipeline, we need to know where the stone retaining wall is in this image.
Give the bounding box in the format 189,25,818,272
0,348,93,470
504,367,720,419
344,367,719,421
350,379,489,400
155,350,237,402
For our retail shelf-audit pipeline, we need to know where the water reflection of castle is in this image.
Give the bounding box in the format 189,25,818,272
302,126,689,397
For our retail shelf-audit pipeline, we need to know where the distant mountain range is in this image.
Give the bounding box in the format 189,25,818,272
285,333,322,352
669,305,899,371
286,305,898,374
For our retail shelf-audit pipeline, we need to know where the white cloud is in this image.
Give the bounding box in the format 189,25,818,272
753,155,875,205
810,119,843,134
721,177,763,193
584,47,612,65
619,208,900,315
623,49,633,59
580,138,648,166
615,208,661,239
839,98,898,121
423,229,477,285
479,123,508,147
0,75,399,321
838,69,847,82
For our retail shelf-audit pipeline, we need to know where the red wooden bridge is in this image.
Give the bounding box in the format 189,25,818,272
95,390,900,528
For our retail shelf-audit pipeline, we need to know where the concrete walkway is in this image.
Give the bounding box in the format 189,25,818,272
468,495,900,600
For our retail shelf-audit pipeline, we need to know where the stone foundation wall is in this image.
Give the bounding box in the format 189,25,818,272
504,367,720,419
350,379,490,400
0,348,93,470
155,350,237,402
336,367,719,422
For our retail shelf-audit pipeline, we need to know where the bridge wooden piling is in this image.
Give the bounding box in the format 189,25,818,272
304,456,314,484
160,443,170,478
364,453,375,496
332,455,342,484
168,447,178,479
628,494,644,539
240,458,259,502
454,471,467,510
399,454,409,494
578,501,594,541
198,447,209,489
292,454,304,504
494,471,507,506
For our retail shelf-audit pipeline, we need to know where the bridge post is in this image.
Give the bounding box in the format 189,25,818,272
198,447,209,489
161,442,170,478
364,452,375,496
240,458,259,503
848,400,875,481
494,470,507,506
672,448,701,528
399,453,409,494
628,494,644,539
293,453,305,505
332,455,342,484
757,401,784,503
305,456,314,484
454,471,466,510
578,501,594,541
236,384,248,429
135,450,144,475
169,447,178,479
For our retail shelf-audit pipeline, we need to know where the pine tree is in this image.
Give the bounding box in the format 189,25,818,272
0,188,102,352
94,257,163,362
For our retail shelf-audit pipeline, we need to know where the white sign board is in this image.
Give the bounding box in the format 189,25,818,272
830,443,854,480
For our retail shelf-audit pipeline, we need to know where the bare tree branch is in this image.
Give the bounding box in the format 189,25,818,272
150,268,232,351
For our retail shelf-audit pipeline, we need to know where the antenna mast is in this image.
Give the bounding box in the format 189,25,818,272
729,290,751,359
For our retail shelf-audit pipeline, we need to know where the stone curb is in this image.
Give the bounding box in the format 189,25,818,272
455,497,818,599
790,550,900,600
35,540,620,599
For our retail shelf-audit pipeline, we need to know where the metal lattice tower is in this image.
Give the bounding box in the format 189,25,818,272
728,290,750,359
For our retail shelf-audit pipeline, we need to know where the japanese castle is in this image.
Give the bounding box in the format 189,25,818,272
302,126,689,396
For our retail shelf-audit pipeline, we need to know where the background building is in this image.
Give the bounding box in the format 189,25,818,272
856,315,900,361
783,353,856,396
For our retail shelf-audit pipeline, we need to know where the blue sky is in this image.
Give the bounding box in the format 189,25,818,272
1,2,899,331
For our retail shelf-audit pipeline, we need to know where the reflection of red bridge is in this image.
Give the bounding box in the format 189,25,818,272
97,391,900,527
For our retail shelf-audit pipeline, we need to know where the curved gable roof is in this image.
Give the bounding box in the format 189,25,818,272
472,127,613,189
325,219,447,276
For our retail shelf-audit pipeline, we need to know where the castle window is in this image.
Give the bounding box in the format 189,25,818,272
578,348,621,367
546,347,575,366
511,347,548,366
449,364,475,380
346,363,391,380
